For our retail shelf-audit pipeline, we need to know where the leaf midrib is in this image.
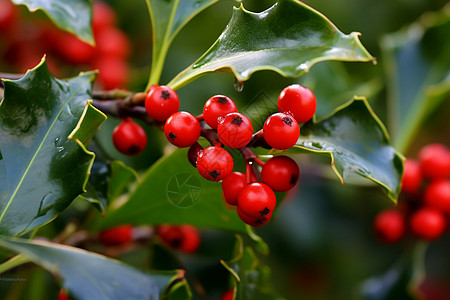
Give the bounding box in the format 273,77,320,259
0,87,81,226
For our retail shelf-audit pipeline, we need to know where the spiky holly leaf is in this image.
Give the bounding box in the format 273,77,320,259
12,0,94,44
168,0,375,90
0,58,105,236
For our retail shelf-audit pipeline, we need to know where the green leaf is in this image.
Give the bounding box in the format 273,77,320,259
146,0,219,87
12,0,94,45
0,237,188,300
382,7,450,152
0,58,105,237
80,160,140,214
359,243,426,300
168,0,375,90
221,236,286,300
98,148,246,233
290,97,403,202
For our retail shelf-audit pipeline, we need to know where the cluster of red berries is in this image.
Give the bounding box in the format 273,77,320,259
112,84,316,226
374,143,450,243
98,224,201,253
0,0,130,90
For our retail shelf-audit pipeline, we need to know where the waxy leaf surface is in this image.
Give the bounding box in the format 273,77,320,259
169,0,374,89
0,237,188,300
0,59,105,236
291,98,403,201
12,0,94,44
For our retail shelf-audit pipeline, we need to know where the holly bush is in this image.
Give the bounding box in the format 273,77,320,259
0,0,449,299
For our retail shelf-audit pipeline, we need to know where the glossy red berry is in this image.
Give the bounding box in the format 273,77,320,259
203,95,238,129
410,207,446,240
263,113,299,150
237,206,272,227
222,172,247,206
278,84,316,123
157,225,200,254
419,143,450,179
217,112,253,148
373,209,405,244
197,146,234,181
164,111,201,148
424,180,450,214
238,182,276,219
221,290,235,300
57,33,95,64
261,155,300,192
401,159,423,194
145,85,180,122
98,225,133,246
112,118,147,155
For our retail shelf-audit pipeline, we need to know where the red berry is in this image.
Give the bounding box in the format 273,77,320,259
56,33,95,64
261,155,300,192
95,56,129,90
238,183,276,219
164,111,201,148
278,84,316,123
157,225,200,254
92,1,116,34
221,289,235,300
401,159,423,194
0,0,18,32
112,118,147,155
197,146,234,181
145,85,180,122
217,112,253,149
410,207,446,240
237,206,272,227
373,209,405,244
188,142,204,167
58,290,72,300
95,27,130,59
222,172,247,206
263,113,299,150
203,95,238,129
98,225,133,246
424,180,450,214
419,143,450,179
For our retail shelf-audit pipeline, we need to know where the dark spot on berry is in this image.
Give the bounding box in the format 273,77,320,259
290,173,299,185
127,145,141,155
255,217,267,225
259,207,271,217
168,132,177,140
169,237,183,248
209,170,221,179
160,90,171,100
231,116,243,126
282,116,293,126
217,97,228,104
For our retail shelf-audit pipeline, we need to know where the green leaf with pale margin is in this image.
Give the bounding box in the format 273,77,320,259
0,58,105,236
359,243,426,300
146,0,219,85
221,235,286,300
168,0,375,90
382,6,450,152
0,237,189,300
289,97,403,202
98,148,246,233
12,0,94,44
